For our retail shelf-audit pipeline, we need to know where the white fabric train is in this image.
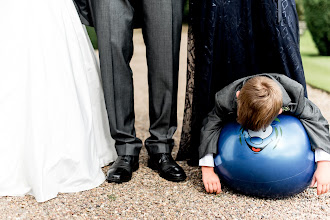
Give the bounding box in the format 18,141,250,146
0,0,117,202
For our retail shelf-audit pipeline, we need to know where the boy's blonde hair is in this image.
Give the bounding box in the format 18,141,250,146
237,76,283,131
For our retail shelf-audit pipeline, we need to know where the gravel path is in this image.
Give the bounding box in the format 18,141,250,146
1,26,329,219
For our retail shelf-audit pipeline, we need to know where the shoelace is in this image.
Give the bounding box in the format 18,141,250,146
121,155,132,163
159,154,171,163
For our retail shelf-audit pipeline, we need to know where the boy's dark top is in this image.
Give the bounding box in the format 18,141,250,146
199,73,330,159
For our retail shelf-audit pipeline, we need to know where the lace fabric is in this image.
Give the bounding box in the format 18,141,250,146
177,0,307,164
176,25,196,161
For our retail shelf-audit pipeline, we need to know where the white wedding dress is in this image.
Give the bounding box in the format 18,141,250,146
0,0,117,202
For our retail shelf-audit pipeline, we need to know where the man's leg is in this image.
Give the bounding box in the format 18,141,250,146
89,0,142,182
142,0,186,182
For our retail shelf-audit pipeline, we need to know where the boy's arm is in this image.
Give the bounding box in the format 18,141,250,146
199,79,243,194
201,166,222,194
274,74,330,194
313,149,330,195
275,74,330,154
199,107,224,159
199,108,224,194
311,161,330,195
199,99,228,194
200,155,221,194
315,149,330,161
298,97,330,155
199,88,238,159
297,98,330,195
199,154,215,167
199,76,245,159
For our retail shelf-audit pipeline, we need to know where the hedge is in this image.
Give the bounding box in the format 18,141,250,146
303,0,330,56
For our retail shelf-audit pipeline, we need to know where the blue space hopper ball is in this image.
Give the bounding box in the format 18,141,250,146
214,115,315,198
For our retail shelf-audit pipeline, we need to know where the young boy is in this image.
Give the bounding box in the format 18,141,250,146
199,74,330,195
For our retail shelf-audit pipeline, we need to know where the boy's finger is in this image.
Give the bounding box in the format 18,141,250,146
205,183,209,193
212,183,218,194
310,176,316,187
322,185,327,194
327,184,330,193
321,185,325,195
209,184,214,193
216,182,222,194
317,184,322,195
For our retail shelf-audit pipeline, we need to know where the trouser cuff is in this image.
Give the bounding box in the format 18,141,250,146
145,143,173,155
115,143,142,156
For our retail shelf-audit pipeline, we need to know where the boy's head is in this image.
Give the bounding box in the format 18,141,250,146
236,76,283,131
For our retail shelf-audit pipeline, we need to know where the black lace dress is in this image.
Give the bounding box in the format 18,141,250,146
177,0,307,165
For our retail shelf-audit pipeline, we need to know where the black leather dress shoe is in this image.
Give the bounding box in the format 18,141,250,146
107,155,139,183
148,153,187,182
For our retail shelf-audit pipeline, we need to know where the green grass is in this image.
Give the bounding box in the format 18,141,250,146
300,31,330,92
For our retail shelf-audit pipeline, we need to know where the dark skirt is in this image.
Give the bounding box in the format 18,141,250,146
177,0,307,164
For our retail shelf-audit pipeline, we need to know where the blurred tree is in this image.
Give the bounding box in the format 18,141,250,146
295,0,305,20
303,0,330,55
183,0,189,23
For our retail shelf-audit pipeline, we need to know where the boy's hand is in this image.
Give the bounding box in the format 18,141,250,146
310,161,330,195
201,166,222,194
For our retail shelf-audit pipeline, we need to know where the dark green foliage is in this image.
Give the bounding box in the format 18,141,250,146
183,0,189,23
303,0,330,55
295,0,305,20
86,26,98,49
